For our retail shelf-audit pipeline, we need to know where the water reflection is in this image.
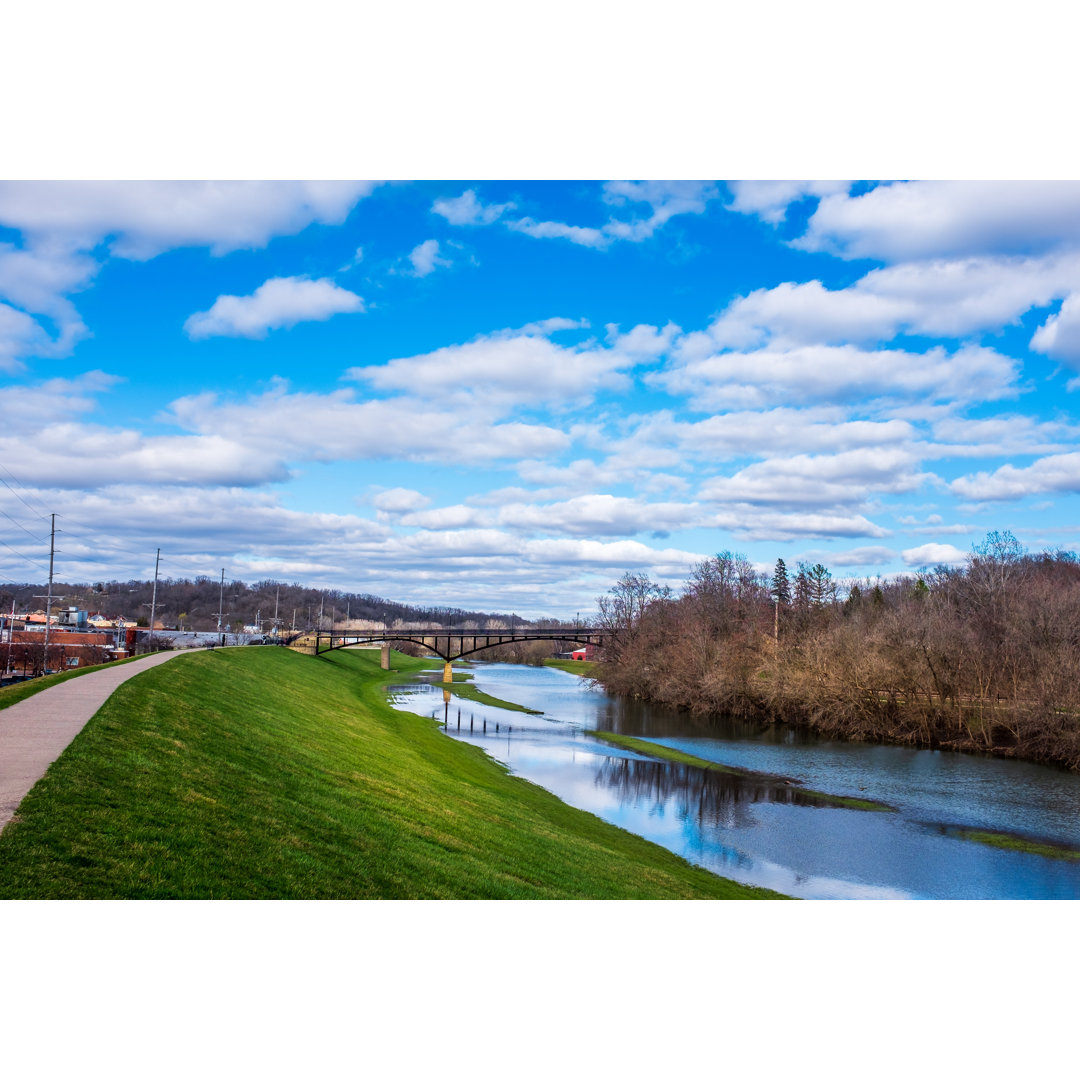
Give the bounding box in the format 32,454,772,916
387,665,1080,899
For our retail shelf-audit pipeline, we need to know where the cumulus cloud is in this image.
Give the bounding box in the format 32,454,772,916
0,427,288,489
796,181,1080,261
183,276,364,340
0,180,375,259
399,238,453,277
656,342,1021,410
0,371,121,431
725,181,851,225
497,181,718,250
347,321,638,409
706,507,890,541
166,383,571,465
810,546,897,567
949,452,1080,501
432,189,514,225
901,543,967,567
703,254,1080,352
698,447,925,508
371,488,432,516
1030,294,1080,364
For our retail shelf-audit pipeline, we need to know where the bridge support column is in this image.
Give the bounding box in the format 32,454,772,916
443,661,453,683
380,644,390,670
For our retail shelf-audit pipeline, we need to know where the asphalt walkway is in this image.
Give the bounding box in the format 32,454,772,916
0,651,194,833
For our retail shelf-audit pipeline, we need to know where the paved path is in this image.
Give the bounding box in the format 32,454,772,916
0,651,195,833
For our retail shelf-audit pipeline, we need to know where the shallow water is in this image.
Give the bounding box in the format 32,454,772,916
388,663,1080,899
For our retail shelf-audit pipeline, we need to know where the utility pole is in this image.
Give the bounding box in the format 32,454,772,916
319,593,324,631
43,514,56,670
215,568,225,631
148,547,160,653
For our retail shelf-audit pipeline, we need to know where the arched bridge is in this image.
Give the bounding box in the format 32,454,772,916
312,626,606,663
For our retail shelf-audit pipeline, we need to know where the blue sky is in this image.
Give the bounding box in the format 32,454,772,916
4,180,1080,616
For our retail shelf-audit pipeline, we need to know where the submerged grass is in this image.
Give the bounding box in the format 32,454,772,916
954,828,1080,861
434,667,543,714
587,730,894,812
0,648,783,898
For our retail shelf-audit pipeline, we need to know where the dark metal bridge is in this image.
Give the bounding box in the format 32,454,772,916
313,626,606,662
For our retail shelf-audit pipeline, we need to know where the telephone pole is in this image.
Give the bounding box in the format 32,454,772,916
43,514,56,668
148,547,160,653
215,568,225,631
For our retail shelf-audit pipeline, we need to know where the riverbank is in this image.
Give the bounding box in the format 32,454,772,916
0,647,783,898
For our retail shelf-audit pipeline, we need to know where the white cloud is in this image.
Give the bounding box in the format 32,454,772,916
347,322,637,409
166,383,571,465
371,488,432,516
796,181,1080,261
0,181,375,259
707,507,890,541
400,238,453,277
698,447,925,508
432,189,514,225
704,254,1080,351
811,546,897,567
0,371,121,430
600,180,718,240
949,452,1080,501
901,543,967,567
656,342,1021,410
0,426,288,488
725,181,851,225
506,217,610,248
183,276,364,340
1030,294,1080,364
503,181,718,250
0,302,51,371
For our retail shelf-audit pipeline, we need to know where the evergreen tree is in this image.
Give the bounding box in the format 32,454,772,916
771,558,792,607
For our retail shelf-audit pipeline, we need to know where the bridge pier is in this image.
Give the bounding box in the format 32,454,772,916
381,644,390,670
443,661,453,683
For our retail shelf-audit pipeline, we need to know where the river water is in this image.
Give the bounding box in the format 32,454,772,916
387,662,1080,899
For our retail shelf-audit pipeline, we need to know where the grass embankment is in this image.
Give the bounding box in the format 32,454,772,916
954,828,1080,861
543,658,598,678
587,730,894,812
0,653,150,713
0,648,783,898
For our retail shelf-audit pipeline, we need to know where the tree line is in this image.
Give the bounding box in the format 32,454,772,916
0,576,520,634
594,532,1080,772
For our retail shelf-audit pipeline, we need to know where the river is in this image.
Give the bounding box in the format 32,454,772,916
387,662,1080,899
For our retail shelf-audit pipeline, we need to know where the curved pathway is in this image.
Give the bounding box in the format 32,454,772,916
0,651,196,832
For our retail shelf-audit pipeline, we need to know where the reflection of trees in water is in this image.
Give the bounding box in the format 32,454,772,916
591,697,814,747
593,756,819,830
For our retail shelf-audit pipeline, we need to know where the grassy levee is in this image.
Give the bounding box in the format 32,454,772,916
0,647,783,899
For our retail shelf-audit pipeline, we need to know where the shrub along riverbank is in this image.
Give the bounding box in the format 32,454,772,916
0,647,781,899
595,534,1080,772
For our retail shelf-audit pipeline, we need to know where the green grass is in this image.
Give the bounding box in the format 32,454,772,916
543,658,598,677
587,730,894,812
954,828,1080,861
0,653,150,712
0,648,784,898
